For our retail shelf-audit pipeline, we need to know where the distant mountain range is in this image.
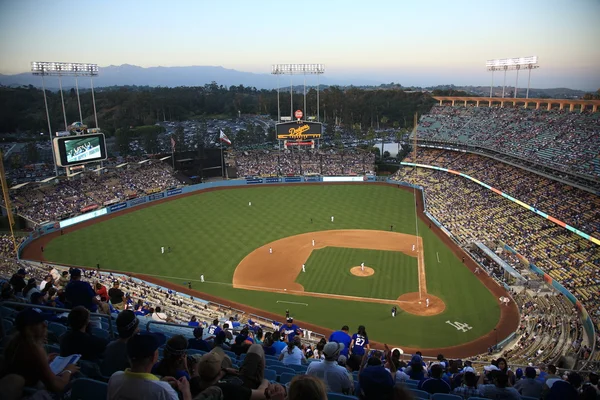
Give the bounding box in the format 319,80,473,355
0,64,591,98
0,64,382,90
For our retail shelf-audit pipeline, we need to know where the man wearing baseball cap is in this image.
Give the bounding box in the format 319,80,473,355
306,341,352,394
64,268,100,313
279,317,302,342
108,333,188,400
101,310,140,376
514,366,543,398
358,360,395,400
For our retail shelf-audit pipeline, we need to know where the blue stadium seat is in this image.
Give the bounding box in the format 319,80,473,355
47,322,67,338
2,318,13,333
432,394,461,400
287,364,307,373
239,353,247,361
410,388,431,399
264,369,277,382
268,365,295,376
91,327,110,340
521,397,538,400
45,344,61,355
279,372,296,385
187,349,206,356
71,378,108,400
265,359,285,368
264,354,279,361
406,379,420,386
327,393,358,400
0,306,17,318
223,350,236,359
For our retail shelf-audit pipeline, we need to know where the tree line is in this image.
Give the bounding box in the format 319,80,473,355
0,83,435,137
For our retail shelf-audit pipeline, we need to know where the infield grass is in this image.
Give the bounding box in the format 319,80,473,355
42,184,501,349
296,247,418,299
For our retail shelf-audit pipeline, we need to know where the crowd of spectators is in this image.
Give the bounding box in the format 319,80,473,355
8,161,180,224
416,105,600,179
234,148,376,177
392,148,600,339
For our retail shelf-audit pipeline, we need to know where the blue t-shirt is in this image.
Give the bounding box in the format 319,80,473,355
350,333,369,356
272,341,287,354
188,321,199,327
329,330,352,356
279,324,302,341
188,338,211,352
207,324,221,336
65,280,97,312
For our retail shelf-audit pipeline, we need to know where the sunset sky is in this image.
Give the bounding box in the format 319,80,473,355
1,0,598,89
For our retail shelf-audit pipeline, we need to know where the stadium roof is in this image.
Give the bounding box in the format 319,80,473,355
474,242,526,281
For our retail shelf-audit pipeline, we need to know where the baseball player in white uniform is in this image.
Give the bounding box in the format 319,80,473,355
200,275,204,283
331,216,334,222
312,239,315,247
474,267,480,274
161,246,165,254
249,201,252,206
302,264,305,273
412,244,415,251
361,262,365,272
269,247,272,254
426,298,430,308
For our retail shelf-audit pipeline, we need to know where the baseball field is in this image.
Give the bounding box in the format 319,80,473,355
24,183,519,356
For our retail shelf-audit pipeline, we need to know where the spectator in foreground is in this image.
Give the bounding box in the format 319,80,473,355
153,335,191,380
189,348,275,399
279,336,307,366
3,308,79,393
546,372,582,400
287,375,328,400
95,282,109,302
108,333,190,400
452,371,481,399
101,310,141,376
306,342,352,394
238,344,265,390
349,325,370,357
60,306,108,361
358,362,395,400
478,371,521,400
514,366,543,398
419,363,451,394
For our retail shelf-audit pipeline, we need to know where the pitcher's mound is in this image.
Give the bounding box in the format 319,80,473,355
350,266,374,277
396,292,445,316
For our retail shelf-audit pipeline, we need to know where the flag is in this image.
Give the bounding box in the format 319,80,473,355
171,136,176,152
219,130,231,145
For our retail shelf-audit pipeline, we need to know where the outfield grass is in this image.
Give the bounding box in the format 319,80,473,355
296,247,418,299
42,184,500,348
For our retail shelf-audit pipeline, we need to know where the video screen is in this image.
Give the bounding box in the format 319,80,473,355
65,136,101,163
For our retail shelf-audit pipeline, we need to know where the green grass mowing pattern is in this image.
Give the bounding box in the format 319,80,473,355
296,247,418,299
43,184,501,348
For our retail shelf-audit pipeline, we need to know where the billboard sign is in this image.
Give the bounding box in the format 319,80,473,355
276,121,322,140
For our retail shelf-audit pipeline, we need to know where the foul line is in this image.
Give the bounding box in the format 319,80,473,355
276,301,308,306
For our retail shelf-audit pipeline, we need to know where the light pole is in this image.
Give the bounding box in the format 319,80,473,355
31,62,99,175
486,57,539,102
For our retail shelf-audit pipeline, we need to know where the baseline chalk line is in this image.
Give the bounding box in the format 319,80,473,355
276,301,308,306
436,252,441,263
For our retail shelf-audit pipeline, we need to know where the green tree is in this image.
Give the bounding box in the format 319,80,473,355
115,128,130,155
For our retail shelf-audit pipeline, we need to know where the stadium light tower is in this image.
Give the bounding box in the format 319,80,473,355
486,56,539,99
32,62,99,176
271,64,325,122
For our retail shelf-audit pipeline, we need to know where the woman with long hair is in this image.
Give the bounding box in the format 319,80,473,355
496,357,515,385
22,278,39,301
349,325,370,357
278,336,306,365
2,309,79,393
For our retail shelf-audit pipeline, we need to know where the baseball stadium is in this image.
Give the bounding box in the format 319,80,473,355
1,83,599,398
